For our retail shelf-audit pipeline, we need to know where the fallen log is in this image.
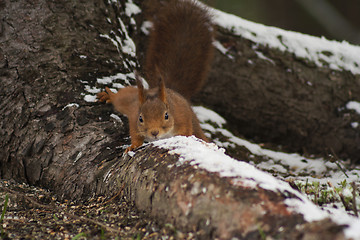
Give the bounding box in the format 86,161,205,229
94,136,356,239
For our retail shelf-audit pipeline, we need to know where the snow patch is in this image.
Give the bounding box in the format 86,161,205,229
62,103,79,110
141,21,153,35
83,71,136,103
351,122,359,128
192,106,226,127
99,33,121,55
110,113,123,123
97,73,127,85
99,8,137,61
118,18,137,57
212,40,234,60
125,1,141,17
254,50,275,65
152,136,296,193
85,85,101,94
346,101,360,115
84,95,97,103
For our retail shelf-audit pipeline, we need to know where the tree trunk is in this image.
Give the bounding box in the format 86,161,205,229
0,0,357,239
0,0,130,184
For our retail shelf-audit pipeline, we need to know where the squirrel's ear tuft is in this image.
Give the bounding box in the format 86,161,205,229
135,71,146,104
158,78,167,103
155,66,167,103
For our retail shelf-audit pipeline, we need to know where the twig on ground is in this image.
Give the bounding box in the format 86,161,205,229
351,182,358,217
329,149,349,178
328,182,352,212
103,183,125,205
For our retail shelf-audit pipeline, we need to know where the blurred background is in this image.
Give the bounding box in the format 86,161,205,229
205,0,360,45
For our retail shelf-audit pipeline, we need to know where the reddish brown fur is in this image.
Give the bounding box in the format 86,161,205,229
145,0,213,100
97,0,212,152
97,84,208,152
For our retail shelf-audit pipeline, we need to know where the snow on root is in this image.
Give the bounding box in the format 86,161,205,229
152,136,360,240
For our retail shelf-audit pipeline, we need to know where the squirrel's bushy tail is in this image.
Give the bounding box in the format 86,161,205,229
144,0,214,100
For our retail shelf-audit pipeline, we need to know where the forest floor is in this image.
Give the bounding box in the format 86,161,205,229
0,180,203,240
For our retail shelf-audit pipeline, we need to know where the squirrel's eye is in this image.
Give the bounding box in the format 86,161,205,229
139,115,143,123
164,112,169,120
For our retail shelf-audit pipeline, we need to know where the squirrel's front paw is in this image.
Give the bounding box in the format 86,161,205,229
125,146,134,153
96,91,111,103
125,142,143,153
125,145,140,154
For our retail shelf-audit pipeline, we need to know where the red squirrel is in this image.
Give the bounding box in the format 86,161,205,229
97,0,213,152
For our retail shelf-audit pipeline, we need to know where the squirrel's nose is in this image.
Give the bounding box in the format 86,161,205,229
151,130,159,137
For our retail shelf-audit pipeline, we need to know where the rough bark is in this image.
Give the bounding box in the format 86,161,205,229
95,145,347,239
0,0,357,239
0,0,131,185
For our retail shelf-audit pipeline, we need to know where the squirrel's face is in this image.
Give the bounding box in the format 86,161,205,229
137,98,175,142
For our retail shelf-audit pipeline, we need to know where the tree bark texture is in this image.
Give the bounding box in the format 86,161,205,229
0,0,357,239
96,145,347,239
0,0,132,186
